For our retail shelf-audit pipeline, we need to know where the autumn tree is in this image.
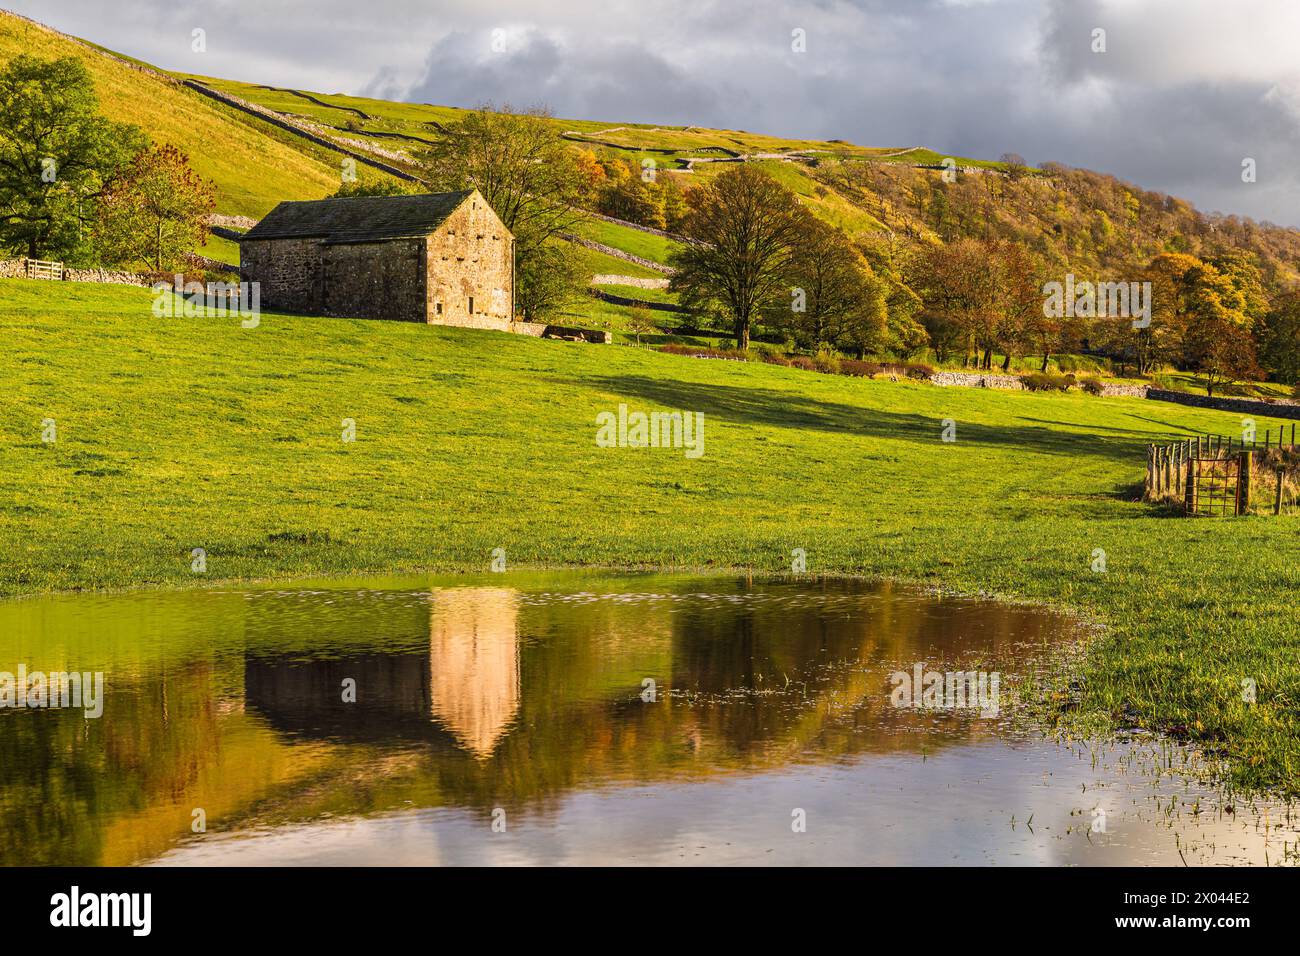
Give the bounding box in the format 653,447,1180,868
1134,252,1203,374
857,232,927,357
999,153,1028,181
515,239,585,322
1259,292,1300,385
0,55,144,260
774,216,887,355
1183,319,1259,396
626,306,658,345
669,165,811,349
95,144,215,271
598,160,665,228
988,239,1046,371
421,104,586,319
910,238,997,366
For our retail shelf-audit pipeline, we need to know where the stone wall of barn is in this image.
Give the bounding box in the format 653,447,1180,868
321,239,425,322
425,196,514,329
240,237,323,313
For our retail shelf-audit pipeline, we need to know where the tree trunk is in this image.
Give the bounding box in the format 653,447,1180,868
1040,352,1050,372
735,316,750,351
1001,353,1011,372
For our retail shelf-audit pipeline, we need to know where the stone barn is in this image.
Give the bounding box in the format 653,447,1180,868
239,189,516,328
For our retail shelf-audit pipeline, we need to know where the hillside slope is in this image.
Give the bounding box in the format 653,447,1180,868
0,10,341,217
170,68,1300,294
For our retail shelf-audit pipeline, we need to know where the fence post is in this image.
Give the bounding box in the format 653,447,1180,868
1185,457,1197,514
1238,451,1252,515
1276,468,1285,516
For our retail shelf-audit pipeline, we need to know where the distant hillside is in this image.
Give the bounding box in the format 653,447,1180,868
145,57,1300,298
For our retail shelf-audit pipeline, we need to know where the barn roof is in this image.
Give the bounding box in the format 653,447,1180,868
241,190,480,244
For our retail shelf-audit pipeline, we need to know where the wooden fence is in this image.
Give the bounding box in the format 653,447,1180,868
24,258,63,280
1146,425,1299,516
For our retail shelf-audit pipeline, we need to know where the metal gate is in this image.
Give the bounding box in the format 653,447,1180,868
1185,456,1243,516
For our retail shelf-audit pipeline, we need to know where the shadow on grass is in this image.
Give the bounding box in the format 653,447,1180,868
580,374,1147,464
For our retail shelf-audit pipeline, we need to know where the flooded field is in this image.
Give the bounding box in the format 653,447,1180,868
0,573,1295,865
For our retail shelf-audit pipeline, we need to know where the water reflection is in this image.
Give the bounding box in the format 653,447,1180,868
0,574,1295,866
428,588,520,759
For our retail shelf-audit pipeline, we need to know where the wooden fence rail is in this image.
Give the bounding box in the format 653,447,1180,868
1146,426,1298,515
23,258,64,280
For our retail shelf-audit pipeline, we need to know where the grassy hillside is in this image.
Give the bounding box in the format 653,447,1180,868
0,11,342,217
569,218,684,264
3,278,1299,794
176,75,988,177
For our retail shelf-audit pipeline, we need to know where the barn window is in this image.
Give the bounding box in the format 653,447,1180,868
435,302,443,315
468,296,475,313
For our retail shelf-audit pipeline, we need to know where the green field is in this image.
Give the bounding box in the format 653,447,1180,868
3,278,1299,795
570,218,684,264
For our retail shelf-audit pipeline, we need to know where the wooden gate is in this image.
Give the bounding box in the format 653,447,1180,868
24,258,64,280
1184,453,1252,516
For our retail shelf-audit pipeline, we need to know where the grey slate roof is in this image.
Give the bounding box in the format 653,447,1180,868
241,190,476,245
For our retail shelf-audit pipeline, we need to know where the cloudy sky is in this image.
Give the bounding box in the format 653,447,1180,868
12,0,1300,226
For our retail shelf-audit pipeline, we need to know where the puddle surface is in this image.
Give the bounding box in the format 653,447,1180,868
0,573,1294,865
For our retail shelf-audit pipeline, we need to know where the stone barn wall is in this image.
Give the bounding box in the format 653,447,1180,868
322,239,426,322
240,237,323,313
425,196,514,329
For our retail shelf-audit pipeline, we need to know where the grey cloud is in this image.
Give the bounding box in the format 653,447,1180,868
371,27,732,128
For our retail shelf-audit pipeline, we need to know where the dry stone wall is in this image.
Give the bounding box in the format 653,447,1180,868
929,370,1025,390
1147,388,1300,420
1098,383,1149,398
